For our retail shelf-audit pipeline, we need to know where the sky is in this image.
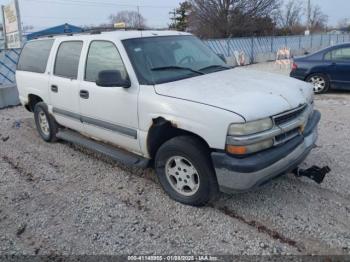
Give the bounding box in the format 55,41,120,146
0,0,349,32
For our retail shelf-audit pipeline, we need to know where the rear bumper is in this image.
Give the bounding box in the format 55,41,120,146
212,111,320,193
290,70,305,81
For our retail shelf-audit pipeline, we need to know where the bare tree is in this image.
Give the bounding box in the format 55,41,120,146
188,0,234,37
275,0,304,34
309,4,328,32
276,0,302,28
189,0,280,38
109,11,147,29
242,0,280,17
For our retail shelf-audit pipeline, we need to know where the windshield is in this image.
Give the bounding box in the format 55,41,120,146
122,35,230,85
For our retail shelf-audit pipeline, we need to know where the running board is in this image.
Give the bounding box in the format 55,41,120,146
56,129,149,168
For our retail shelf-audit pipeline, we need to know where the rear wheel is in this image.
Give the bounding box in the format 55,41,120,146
155,136,219,206
306,73,330,94
34,102,59,142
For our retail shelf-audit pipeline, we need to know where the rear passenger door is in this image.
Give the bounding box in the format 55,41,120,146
49,41,84,131
16,39,54,105
79,40,140,153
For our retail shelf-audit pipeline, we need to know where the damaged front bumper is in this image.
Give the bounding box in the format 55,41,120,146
212,110,321,194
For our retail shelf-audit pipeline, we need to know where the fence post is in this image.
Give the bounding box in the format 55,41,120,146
270,35,274,53
329,34,331,46
227,38,231,57
310,35,313,49
320,34,323,47
284,35,287,47
250,37,254,64
337,34,339,43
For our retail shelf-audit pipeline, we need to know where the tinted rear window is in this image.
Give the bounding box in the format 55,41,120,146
17,40,54,73
54,41,83,79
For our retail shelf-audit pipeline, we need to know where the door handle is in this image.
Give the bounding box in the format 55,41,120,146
51,85,58,93
80,90,89,99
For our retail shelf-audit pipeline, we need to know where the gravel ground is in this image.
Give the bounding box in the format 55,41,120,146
1,65,350,256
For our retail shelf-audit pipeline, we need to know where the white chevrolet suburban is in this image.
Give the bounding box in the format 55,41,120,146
16,30,321,206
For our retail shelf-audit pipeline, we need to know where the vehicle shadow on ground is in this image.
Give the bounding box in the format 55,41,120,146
317,90,350,97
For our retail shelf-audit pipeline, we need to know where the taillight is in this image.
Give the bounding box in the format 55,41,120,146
292,62,298,71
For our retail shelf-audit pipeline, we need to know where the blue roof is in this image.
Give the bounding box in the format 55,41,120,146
26,23,83,40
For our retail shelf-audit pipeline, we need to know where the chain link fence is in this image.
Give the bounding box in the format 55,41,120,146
0,48,21,108
204,33,350,64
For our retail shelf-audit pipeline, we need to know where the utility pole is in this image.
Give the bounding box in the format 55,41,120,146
307,0,311,32
169,8,176,29
137,5,141,29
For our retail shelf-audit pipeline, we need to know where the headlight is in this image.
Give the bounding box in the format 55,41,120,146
226,139,274,155
228,118,273,136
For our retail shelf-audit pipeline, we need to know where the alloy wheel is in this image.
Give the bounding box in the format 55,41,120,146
165,156,200,197
309,76,326,93
38,110,50,136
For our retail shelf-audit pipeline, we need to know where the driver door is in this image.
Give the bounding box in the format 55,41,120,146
79,40,141,153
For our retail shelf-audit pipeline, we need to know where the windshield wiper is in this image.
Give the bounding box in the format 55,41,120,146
151,66,205,75
199,65,232,72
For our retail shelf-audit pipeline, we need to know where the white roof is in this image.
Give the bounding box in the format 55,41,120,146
105,30,192,40
31,30,192,41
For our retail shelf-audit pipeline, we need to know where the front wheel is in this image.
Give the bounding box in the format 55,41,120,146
306,73,330,94
155,136,219,206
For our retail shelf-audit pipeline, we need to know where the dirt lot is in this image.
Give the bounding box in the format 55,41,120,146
1,66,350,256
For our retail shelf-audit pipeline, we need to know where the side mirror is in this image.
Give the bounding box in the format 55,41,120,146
217,54,227,63
96,70,131,88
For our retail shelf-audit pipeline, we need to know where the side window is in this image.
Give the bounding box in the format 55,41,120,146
325,47,350,61
85,41,128,83
332,47,350,61
54,41,83,79
324,51,332,61
17,40,54,73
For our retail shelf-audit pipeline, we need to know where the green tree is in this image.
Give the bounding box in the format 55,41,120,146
169,1,192,31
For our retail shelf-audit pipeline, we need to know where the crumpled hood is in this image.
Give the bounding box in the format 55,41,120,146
154,68,313,121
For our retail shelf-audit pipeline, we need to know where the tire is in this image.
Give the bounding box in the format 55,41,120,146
155,136,219,206
34,102,59,142
306,73,330,94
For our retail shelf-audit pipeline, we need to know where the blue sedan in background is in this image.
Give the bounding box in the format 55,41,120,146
290,43,350,94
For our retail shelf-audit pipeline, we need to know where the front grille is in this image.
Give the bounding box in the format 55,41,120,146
275,128,300,144
274,105,307,126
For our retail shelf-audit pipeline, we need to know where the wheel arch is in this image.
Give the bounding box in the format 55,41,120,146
304,69,331,82
147,117,211,160
26,94,44,112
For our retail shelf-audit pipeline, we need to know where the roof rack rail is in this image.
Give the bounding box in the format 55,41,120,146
82,26,147,34
31,26,169,39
